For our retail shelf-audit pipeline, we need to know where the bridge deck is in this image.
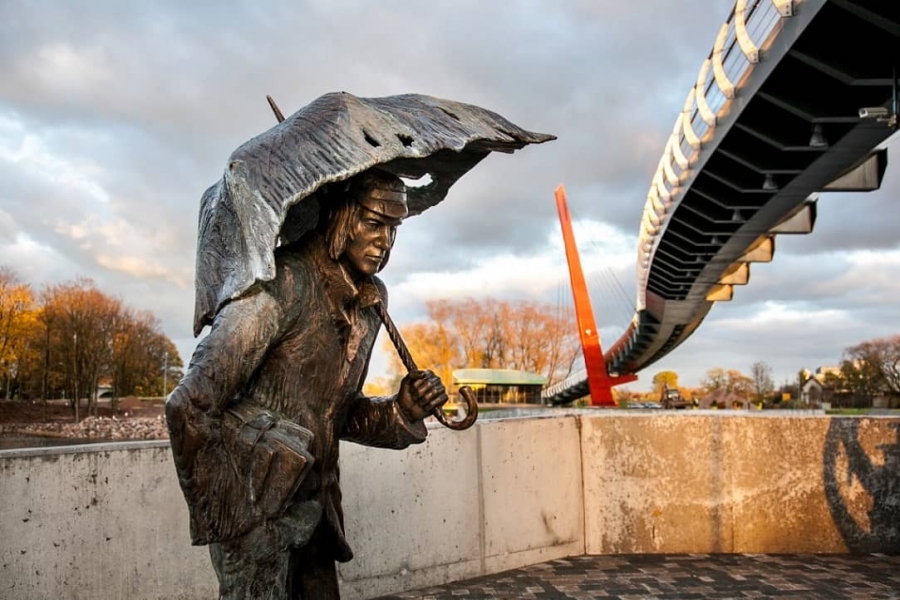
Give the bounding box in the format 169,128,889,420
545,0,900,405
373,553,900,599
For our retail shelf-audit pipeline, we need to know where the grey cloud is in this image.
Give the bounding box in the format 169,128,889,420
1,0,736,261
5,0,896,386
653,257,900,388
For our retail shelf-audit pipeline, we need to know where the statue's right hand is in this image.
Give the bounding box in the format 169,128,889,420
397,370,448,422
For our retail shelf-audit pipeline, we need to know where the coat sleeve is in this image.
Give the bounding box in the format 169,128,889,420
339,282,429,449
341,393,428,448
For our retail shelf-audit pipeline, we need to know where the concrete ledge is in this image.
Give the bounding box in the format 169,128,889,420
0,441,217,600
580,414,900,555
1,413,897,600
0,438,170,458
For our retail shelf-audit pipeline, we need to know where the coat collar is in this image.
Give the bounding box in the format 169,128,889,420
305,233,382,311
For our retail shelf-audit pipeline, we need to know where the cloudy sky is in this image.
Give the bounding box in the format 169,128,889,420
1,0,898,390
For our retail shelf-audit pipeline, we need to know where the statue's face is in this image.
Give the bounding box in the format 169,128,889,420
340,206,401,280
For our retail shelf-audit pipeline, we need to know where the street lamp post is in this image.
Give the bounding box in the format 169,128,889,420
162,351,168,398
73,332,79,422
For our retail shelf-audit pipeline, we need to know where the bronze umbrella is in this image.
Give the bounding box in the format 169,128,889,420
192,91,555,427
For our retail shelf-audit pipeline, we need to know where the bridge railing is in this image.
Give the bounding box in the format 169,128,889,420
636,0,793,310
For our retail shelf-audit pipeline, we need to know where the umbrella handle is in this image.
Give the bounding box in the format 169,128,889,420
434,386,479,430
374,302,478,431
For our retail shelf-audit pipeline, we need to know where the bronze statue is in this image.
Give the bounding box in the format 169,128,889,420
166,92,553,599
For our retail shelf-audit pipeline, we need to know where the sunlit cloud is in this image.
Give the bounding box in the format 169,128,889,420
0,232,74,283
95,253,190,288
845,247,900,268
714,301,852,332
33,43,112,91
0,114,110,206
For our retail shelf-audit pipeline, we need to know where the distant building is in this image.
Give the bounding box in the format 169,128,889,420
801,366,842,407
802,377,830,407
451,369,548,405
96,378,113,400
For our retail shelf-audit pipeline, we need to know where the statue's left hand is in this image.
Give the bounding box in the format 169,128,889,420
397,370,448,422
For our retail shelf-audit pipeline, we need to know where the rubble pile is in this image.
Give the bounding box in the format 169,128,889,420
0,415,169,441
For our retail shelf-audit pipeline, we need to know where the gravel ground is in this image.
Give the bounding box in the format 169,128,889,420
0,415,168,441
0,398,168,448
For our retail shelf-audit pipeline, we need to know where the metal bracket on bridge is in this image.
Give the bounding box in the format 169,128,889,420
823,150,888,193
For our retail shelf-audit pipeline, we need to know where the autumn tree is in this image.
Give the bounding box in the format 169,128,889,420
845,335,900,399
450,298,491,369
0,271,184,421
819,369,848,407
511,301,579,383
110,309,155,400
362,376,400,397
832,336,900,408
613,387,642,407
838,359,879,407
651,371,678,394
0,267,40,399
702,367,727,392
110,309,184,403
384,321,462,390
385,297,580,390
41,279,124,418
701,367,753,399
750,361,774,403
728,370,753,398
153,335,184,397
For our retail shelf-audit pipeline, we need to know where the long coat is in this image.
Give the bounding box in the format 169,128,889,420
166,232,427,560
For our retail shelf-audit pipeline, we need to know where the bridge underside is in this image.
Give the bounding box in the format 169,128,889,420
546,0,900,405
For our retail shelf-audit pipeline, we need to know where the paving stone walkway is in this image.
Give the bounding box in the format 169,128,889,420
372,554,900,599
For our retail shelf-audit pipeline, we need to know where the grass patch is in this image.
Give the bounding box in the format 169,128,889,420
824,408,900,415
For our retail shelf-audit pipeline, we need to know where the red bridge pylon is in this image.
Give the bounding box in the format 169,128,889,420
555,184,637,406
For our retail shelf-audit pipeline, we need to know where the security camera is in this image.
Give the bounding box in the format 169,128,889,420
859,106,890,119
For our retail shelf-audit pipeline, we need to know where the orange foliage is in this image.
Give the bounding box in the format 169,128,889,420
0,267,182,414
383,297,580,388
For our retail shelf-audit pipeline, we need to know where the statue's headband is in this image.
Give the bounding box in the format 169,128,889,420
357,187,408,220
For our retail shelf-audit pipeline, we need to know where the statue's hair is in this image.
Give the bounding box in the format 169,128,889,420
319,170,404,272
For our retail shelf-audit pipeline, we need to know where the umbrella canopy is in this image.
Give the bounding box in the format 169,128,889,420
193,91,555,336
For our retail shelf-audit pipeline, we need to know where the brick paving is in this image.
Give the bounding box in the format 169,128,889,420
372,554,900,599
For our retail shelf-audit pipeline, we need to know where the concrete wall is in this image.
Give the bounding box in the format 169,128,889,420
1,413,898,600
0,416,584,600
338,416,584,599
580,413,900,555
0,442,217,600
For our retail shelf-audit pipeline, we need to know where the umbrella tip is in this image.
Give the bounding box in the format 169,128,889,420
266,95,286,123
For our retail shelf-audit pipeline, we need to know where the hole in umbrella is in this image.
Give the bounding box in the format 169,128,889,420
363,130,380,147
396,133,414,147
401,173,433,188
